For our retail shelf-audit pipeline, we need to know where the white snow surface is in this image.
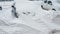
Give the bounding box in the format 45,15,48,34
0,0,60,34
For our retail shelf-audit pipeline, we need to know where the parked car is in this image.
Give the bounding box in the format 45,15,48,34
0,0,15,10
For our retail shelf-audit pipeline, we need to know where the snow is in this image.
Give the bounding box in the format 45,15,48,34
0,0,60,34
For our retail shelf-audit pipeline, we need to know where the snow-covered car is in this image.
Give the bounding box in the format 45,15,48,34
0,0,15,10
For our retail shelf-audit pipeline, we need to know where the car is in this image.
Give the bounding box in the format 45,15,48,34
0,0,15,10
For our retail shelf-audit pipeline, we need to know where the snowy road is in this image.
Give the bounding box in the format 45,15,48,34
0,0,60,34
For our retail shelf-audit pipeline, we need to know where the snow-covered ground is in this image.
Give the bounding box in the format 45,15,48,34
0,0,60,34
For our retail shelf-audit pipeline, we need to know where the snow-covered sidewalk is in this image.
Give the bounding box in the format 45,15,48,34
0,0,60,34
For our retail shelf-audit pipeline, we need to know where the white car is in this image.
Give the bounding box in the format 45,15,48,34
0,0,15,10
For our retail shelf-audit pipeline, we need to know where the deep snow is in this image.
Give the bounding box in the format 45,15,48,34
0,0,60,34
